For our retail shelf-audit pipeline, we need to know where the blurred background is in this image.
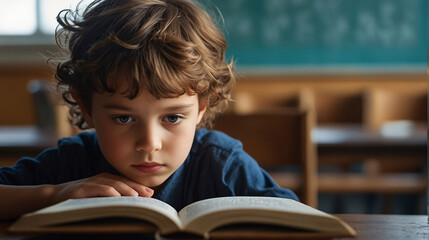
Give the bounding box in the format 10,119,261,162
0,0,427,214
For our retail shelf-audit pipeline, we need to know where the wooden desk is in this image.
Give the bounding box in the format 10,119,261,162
0,126,57,166
314,124,426,178
314,124,427,197
314,124,426,161
335,214,429,240
0,214,427,239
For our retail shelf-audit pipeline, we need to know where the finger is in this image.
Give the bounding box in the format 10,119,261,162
72,182,122,198
90,173,139,196
102,179,139,197
92,185,123,197
92,173,153,197
111,176,154,197
134,185,154,198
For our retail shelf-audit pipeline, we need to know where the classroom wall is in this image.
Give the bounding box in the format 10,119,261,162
1,1,426,127
0,64,426,126
235,73,427,93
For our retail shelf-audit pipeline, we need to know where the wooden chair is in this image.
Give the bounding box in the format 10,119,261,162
27,80,57,133
28,80,76,138
231,89,312,114
362,88,427,175
0,81,61,168
364,88,427,130
314,88,427,213
227,87,426,212
308,89,365,125
213,108,318,208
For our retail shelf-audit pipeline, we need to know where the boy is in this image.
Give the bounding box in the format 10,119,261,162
0,0,298,220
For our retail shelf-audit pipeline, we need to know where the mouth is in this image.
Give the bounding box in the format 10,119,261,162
132,162,165,174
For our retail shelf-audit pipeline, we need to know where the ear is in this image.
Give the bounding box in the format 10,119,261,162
196,104,207,125
71,90,95,128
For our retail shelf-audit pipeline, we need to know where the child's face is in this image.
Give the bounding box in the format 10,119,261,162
80,85,206,188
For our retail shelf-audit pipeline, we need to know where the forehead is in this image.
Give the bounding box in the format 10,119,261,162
93,87,199,109
103,65,192,99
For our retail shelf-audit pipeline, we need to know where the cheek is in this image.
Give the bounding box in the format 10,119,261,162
166,124,196,161
91,114,131,162
96,128,130,163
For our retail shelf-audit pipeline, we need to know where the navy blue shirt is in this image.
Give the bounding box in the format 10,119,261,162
0,129,298,211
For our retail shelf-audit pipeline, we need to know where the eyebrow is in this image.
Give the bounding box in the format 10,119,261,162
102,103,195,112
163,103,195,112
102,104,133,111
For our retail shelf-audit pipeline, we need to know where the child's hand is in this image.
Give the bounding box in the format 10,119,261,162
52,173,154,204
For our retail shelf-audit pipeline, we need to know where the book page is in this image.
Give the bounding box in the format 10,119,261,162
32,196,181,227
178,196,329,227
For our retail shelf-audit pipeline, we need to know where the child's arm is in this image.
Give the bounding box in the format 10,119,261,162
0,173,153,220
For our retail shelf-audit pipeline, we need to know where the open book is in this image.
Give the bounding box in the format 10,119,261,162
9,196,356,238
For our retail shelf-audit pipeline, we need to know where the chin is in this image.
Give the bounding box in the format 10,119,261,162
135,176,169,189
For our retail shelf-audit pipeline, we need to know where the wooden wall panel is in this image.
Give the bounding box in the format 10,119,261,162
235,74,427,94
0,64,426,126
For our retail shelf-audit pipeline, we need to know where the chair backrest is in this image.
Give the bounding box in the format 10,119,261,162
28,80,76,138
231,89,312,114
365,88,427,129
213,108,317,207
27,80,56,133
310,90,365,124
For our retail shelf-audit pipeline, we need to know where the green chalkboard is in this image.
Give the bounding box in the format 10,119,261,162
200,0,427,71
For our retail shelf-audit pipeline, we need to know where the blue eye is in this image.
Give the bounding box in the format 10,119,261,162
115,116,133,124
165,115,184,124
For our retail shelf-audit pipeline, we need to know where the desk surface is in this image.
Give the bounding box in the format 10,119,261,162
0,126,56,153
314,124,427,166
314,124,427,148
335,214,428,240
2,124,426,152
0,214,427,240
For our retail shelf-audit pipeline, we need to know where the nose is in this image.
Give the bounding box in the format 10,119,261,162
135,124,162,153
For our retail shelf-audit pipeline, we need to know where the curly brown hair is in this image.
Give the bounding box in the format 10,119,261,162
54,0,235,129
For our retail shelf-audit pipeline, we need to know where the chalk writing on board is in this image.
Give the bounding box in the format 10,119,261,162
202,0,426,66
215,0,419,47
